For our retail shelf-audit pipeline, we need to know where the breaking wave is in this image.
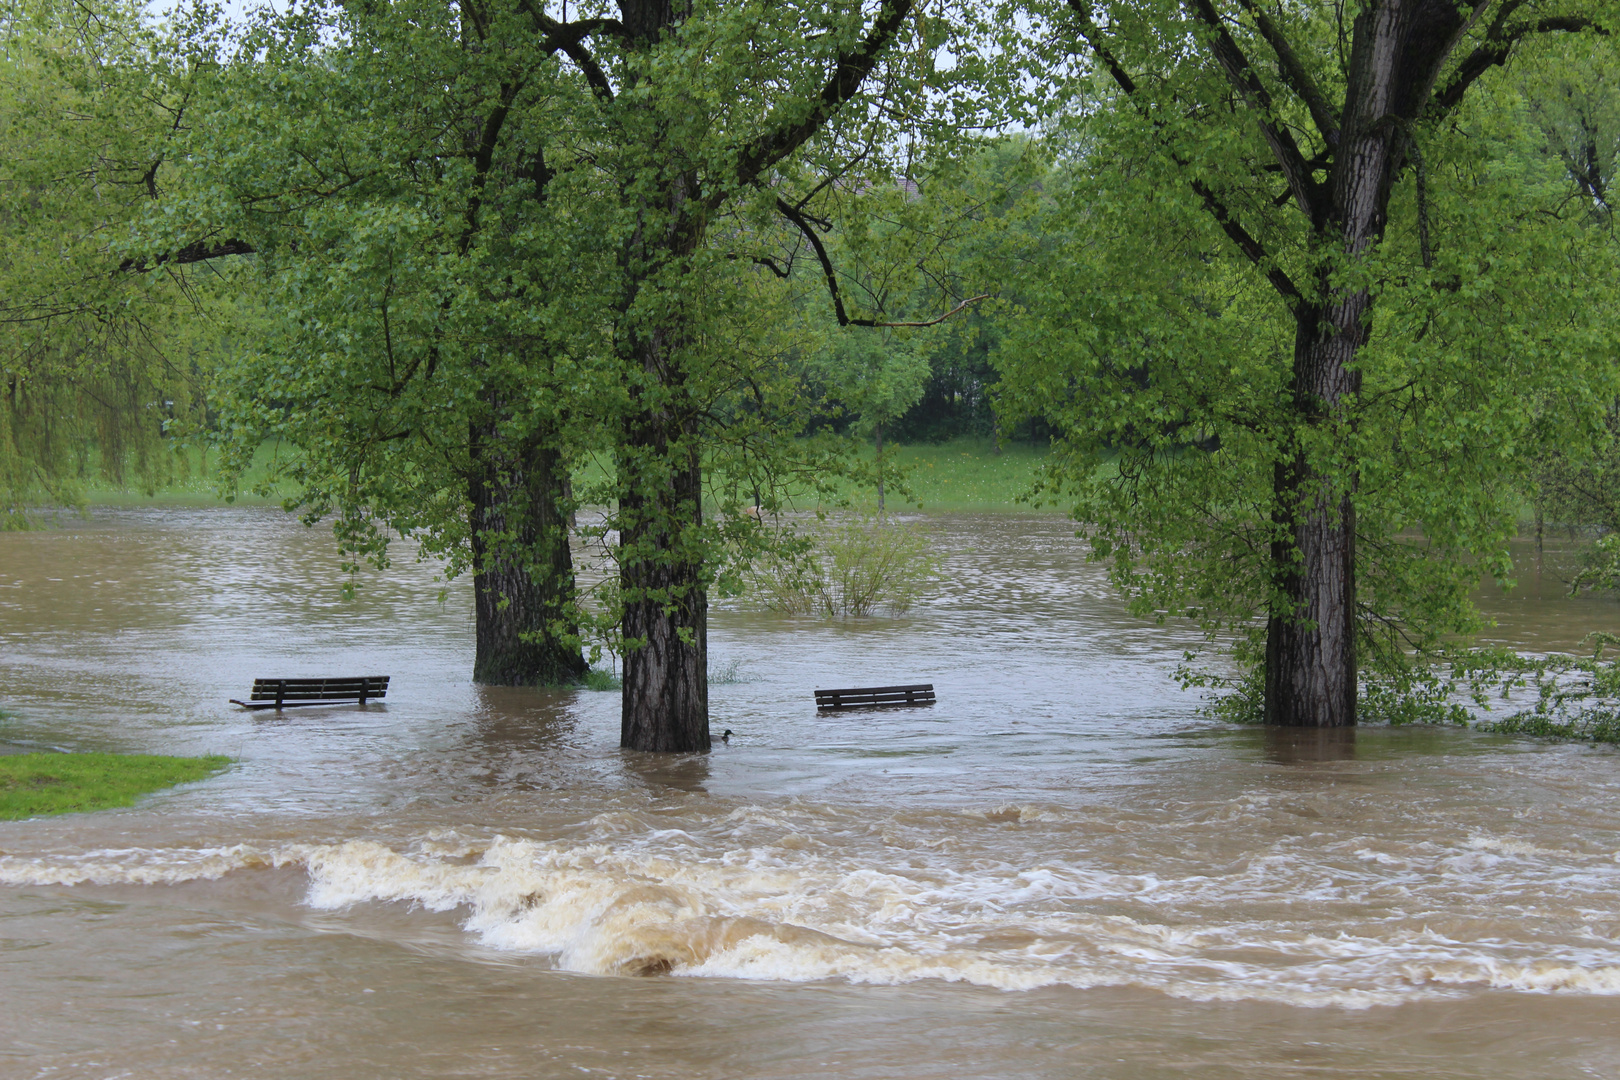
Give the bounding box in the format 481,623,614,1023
6,800,1620,1009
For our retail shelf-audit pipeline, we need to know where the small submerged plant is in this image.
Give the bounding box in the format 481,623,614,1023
582,668,620,692
747,515,937,618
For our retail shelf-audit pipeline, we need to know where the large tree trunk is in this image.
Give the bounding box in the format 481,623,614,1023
468,420,587,686
619,447,709,751
616,338,711,748
613,0,714,752
614,261,710,749
1261,0,1410,726
1264,308,1362,727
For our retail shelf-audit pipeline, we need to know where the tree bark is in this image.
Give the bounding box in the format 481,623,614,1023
1264,308,1362,727
468,419,587,686
1260,0,1436,726
608,0,908,749
614,0,711,751
619,447,710,751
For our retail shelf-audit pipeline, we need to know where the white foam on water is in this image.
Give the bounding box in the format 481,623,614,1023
6,801,1620,1009
0,843,293,886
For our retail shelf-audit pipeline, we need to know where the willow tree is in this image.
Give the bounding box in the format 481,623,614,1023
1001,0,1620,724
1,0,235,524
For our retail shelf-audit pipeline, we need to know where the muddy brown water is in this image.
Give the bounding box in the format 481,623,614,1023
2,508,1618,1079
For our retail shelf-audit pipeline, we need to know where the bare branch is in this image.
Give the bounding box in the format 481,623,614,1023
868,293,988,328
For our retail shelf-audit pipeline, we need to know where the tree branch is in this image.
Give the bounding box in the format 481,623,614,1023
1065,0,1302,306
461,80,521,255
1186,0,1319,214
869,293,988,327
776,196,855,325
1232,0,1339,144
776,196,988,328
730,0,914,193
517,3,619,101
1430,14,1609,118
1190,178,1302,303
118,238,254,273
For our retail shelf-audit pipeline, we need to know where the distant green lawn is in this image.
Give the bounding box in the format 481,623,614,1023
877,437,1057,512
76,435,1067,515
0,753,230,819
81,442,295,508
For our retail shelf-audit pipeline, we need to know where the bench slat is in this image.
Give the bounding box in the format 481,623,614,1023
814,683,935,710
250,678,388,689
230,698,375,710
233,676,390,709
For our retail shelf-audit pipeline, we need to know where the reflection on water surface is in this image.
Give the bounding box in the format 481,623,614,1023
2,508,1619,1079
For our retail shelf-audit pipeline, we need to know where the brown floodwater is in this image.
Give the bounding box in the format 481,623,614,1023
2,508,1619,1079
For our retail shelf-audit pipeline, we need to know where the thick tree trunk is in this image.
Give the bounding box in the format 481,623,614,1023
468,422,587,686
613,0,714,752
616,324,710,750
1259,0,1437,727
619,450,709,751
1264,308,1363,727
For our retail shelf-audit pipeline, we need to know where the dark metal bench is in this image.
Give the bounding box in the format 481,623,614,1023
814,684,935,711
230,676,390,710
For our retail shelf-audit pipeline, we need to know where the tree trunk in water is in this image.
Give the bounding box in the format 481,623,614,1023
610,0,716,753
1264,307,1362,727
619,449,709,752
1261,0,1414,726
617,315,709,750
468,423,587,686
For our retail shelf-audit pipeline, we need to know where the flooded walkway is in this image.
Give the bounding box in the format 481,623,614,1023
2,508,1619,1078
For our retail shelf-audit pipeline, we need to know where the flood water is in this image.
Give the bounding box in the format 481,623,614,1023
2,508,1619,1079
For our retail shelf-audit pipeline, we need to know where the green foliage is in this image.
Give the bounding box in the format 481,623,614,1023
994,6,1620,710
1458,634,1620,743
746,515,937,616
0,752,229,818
1,0,244,525
1571,533,1620,594
582,668,620,692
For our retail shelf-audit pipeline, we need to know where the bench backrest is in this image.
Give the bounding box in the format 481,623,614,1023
814,684,934,710
249,677,390,703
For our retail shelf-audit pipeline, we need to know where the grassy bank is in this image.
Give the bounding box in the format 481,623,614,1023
74,436,1062,515
0,753,230,819
80,441,297,509
875,438,1055,513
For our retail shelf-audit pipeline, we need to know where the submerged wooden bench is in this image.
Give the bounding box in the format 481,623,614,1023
230,676,390,710
814,684,935,711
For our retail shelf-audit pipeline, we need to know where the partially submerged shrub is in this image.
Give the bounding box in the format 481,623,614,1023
748,516,937,617
1571,533,1620,595
1184,635,1620,737
1463,633,1620,743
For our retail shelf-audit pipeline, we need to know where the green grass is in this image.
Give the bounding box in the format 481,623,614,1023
877,437,1055,513
582,668,621,691
80,442,298,509
78,436,1060,515
0,753,231,819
